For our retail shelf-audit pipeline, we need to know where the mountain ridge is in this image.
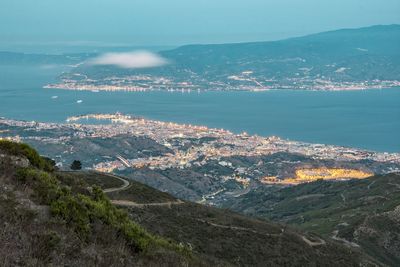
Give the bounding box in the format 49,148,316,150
164,24,400,50
40,24,400,91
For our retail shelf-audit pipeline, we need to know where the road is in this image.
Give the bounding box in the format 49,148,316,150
196,219,282,237
100,172,184,207
196,218,326,247
111,199,184,208
99,172,324,247
98,172,131,193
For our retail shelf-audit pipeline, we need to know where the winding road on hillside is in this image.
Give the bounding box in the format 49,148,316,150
111,199,184,208
100,172,326,247
102,173,130,193
100,172,184,208
196,218,326,247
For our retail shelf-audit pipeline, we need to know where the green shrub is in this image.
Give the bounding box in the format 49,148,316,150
79,189,156,251
51,193,91,239
0,140,54,171
16,167,60,204
14,164,191,257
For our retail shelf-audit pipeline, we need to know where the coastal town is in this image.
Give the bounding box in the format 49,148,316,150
44,71,400,92
1,113,399,193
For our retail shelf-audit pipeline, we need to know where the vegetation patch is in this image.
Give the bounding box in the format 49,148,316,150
15,167,189,256
0,139,54,171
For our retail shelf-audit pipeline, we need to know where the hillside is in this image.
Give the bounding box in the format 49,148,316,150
51,24,400,91
0,141,202,266
160,24,400,80
0,140,376,266
83,172,374,266
223,173,400,266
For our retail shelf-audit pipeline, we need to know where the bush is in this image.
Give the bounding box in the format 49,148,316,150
0,140,54,171
79,188,157,251
51,193,91,239
14,165,191,257
16,168,60,204
70,160,82,170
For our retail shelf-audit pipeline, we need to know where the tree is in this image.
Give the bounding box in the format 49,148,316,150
70,160,82,170
42,156,57,171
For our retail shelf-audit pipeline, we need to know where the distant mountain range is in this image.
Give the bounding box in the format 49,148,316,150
0,51,87,65
37,24,400,91
160,24,400,79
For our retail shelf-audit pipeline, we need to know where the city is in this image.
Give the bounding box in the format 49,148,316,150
1,0,400,263
44,71,400,92
1,113,399,204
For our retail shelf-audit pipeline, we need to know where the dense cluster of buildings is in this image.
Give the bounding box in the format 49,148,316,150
43,71,400,92
2,114,400,184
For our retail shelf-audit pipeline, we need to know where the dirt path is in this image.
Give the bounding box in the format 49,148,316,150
101,173,130,193
111,199,184,208
301,236,326,246
331,230,360,248
196,219,283,237
340,192,346,203
100,172,326,247
388,182,400,190
99,172,184,208
196,219,326,247
198,189,225,204
367,180,376,190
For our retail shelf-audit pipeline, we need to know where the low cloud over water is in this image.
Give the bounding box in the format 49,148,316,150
88,50,168,69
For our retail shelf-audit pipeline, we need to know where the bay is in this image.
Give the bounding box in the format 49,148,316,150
0,65,399,152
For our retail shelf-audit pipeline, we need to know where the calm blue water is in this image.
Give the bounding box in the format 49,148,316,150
0,65,399,152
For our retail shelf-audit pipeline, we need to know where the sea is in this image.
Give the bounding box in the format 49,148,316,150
0,65,399,153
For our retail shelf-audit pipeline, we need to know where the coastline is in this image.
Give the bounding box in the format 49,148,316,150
43,83,400,92
2,113,400,159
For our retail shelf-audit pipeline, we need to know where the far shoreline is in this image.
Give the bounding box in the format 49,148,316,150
43,84,400,93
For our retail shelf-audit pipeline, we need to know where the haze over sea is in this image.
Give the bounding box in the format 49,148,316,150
0,65,399,153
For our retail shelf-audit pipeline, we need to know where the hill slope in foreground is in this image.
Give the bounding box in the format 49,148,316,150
0,140,376,266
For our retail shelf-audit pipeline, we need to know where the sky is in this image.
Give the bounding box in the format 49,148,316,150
0,0,399,49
